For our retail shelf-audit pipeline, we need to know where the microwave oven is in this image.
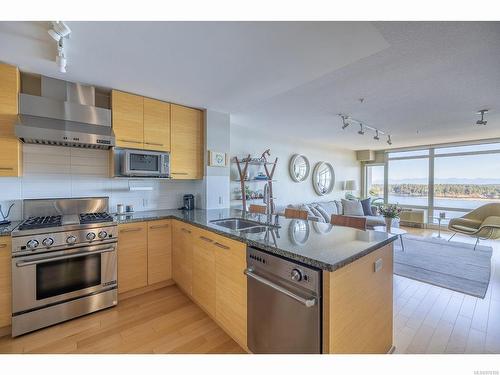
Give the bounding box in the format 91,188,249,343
120,149,170,177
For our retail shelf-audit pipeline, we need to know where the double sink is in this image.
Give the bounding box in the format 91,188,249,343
210,218,276,234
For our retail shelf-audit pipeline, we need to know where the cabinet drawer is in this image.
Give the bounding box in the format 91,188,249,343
118,222,148,293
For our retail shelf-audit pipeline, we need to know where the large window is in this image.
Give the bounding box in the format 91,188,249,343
365,164,384,200
387,158,429,206
377,142,500,222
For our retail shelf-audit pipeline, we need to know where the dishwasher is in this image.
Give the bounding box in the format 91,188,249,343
245,246,321,353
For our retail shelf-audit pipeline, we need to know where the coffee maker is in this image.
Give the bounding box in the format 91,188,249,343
179,194,195,210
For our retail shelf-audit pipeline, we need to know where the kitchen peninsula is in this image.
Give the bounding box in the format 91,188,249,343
114,208,397,354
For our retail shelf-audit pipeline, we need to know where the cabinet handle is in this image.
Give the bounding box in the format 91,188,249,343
150,224,169,229
0,167,14,170
120,227,142,233
145,142,164,146
213,242,230,250
172,172,188,175
118,139,142,144
0,243,7,248
181,228,192,234
199,236,213,243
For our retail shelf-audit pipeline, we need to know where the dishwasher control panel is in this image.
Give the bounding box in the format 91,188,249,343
247,247,320,293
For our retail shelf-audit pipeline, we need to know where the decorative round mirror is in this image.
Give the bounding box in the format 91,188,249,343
312,162,335,195
289,154,310,182
288,219,310,245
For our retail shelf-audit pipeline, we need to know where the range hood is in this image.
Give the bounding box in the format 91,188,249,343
16,75,114,149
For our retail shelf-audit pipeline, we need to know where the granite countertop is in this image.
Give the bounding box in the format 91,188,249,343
0,221,20,237
114,208,397,271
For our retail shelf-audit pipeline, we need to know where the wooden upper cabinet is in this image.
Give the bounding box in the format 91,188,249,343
170,104,204,180
112,90,144,149
143,98,170,152
0,237,12,328
147,219,172,284
0,63,22,177
118,222,148,294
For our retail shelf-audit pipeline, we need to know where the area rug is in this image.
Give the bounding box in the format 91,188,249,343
393,235,493,298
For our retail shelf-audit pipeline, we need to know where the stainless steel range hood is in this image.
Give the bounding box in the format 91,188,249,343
16,75,114,149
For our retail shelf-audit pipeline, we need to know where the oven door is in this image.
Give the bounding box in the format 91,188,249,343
122,149,163,177
12,243,117,314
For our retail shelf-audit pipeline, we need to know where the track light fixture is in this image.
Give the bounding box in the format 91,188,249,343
373,130,380,141
48,21,71,73
358,124,365,135
476,109,488,126
387,135,392,145
341,115,350,129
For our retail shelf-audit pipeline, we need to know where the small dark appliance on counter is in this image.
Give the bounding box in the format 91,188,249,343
179,194,195,210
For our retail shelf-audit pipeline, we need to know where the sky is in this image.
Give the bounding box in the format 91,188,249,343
371,153,500,185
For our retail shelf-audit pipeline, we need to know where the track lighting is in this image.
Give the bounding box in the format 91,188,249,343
476,109,488,126
358,124,365,135
373,130,380,141
387,135,392,145
341,115,350,130
48,21,71,73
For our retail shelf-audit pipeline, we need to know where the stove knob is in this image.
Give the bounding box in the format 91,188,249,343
27,239,39,250
98,230,107,239
42,237,54,247
86,232,96,241
291,268,303,282
66,235,77,245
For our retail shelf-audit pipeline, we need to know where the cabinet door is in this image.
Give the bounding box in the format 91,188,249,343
215,235,247,349
147,219,172,284
143,98,170,152
0,63,21,177
172,220,193,295
0,237,11,328
192,229,216,317
118,222,148,293
112,90,144,149
170,104,203,180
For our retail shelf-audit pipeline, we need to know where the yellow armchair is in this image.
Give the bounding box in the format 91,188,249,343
448,203,500,249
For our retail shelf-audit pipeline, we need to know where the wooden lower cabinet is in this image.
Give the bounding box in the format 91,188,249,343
192,229,216,317
147,219,172,284
172,220,193,296
214,234,247,350
118,222,148,294
0,237,11,329
322,243,393,354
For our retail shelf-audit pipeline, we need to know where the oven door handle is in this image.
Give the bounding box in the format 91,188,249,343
15,246,116,267
244,268,316,308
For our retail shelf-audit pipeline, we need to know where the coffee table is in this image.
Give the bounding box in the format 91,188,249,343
373,226,408,251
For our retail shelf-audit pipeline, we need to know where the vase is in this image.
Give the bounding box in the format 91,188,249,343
384,217,393,231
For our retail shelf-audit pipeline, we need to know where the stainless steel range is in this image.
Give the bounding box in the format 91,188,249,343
11,197,118,337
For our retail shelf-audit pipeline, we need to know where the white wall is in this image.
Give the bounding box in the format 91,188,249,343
204,110,231,209
230,124,360,208
0,144,203,221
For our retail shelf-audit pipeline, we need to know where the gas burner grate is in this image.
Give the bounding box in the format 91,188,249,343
18,215,62,230
79,212,114,224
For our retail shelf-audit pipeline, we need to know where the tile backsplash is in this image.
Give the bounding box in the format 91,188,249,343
0,144,204,221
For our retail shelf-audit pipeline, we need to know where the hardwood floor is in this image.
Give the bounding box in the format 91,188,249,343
0,285,245,354
0,226,498,354
394,227,500,354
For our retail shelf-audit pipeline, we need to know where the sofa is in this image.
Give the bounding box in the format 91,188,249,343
278,198,387,229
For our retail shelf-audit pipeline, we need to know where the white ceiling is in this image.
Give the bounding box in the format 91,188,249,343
0,21,499,150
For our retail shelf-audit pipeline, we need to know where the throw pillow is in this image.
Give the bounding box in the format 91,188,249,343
314,205,331,223
360,197,373,216
334,200,343,215
341,198,364,216
308,205,326,223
